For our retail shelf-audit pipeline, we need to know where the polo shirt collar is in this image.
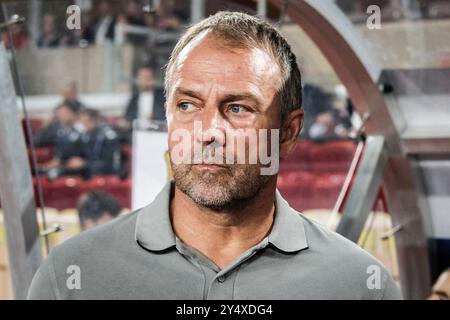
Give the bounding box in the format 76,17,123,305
268,189,309,253
135,181,309,253
135,181,176,251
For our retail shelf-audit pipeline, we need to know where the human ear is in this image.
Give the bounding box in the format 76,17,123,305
279,108,304,160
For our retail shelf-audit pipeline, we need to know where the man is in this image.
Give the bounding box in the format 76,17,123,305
37,14,60,48
34,103,79,148
64,108,121,179
428,268,450,300
28,12,402,299
117,66,166,143
61,82,84,112
123,66,166,126
83,0,116,45
300,84,333,139
34,103,82,178
42,107,121,180
77,191,122,231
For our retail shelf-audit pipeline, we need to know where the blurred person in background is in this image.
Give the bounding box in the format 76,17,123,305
45,108,121,180
1,23,29,49
37,14,60,48
83,0,116,45
62,82,84,112
117,66,165,142
115,0,147,45
33,81,83,148
34,103,80,149
34,103,82,177
300,84,333,139
308,111,339,142
308,86,354,142
60,9,86,47
124,0,146,27
67,108,121,179
77,191,122,231
329,92,354,138
155,0,184,31
308,109,353,142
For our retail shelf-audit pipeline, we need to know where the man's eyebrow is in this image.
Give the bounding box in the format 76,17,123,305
221,93,262,105
173,87,263,107
173,87,203,100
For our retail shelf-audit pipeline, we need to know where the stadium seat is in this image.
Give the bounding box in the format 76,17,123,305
280,139,312,170
80,176,131,209
313,173,348,209
308,140,357,163
32,176,50,208
308,140,357,174
40,176,83,210
277,170,316,211
101,176,132,209
28,147,54,165
21,118,44,145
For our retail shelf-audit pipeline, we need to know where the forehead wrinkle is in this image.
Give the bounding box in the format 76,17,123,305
175,36,279,77
188,46,277,77
175,58,276,94
173,77,269,106
170,38,281,107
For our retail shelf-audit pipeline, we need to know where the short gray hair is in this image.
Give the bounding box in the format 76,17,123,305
164,11,303,126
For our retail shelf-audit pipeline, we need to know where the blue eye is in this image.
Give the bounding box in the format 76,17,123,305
229,104,248,114
178,102,194,112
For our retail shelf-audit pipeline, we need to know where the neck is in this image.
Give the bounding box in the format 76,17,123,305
170,177,277,269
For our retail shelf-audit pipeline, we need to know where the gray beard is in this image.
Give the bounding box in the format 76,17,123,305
171,163,272,212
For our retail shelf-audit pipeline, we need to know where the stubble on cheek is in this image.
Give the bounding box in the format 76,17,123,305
171,161,270,209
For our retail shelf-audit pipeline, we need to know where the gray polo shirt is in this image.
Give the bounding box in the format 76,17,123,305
28,181,402,299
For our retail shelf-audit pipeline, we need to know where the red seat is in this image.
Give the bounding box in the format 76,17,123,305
313,173,348,209
22,118,44,145
80,176,131,209
280,139,311,172
277,170,316,211
102,177,132,209
43,176,83,210
310,161,352,174
309,140,357,163
308,140,356,174
315,173,347,191
32,176,50,208
28,147,54,165
22,118,44,135
80,175,111,190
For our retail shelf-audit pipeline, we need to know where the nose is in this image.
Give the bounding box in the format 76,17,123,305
195,107,226,147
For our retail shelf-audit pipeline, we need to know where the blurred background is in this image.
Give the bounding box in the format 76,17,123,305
0,0,449,300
